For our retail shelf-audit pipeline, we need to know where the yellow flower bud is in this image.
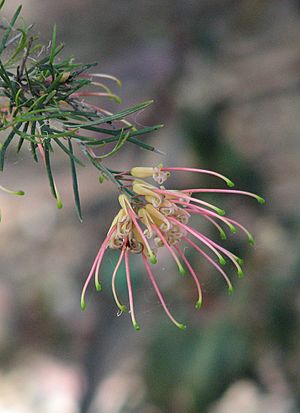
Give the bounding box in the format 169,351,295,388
118,194,132,212
131,167,154,178
60,72,70,83
132,182,162,205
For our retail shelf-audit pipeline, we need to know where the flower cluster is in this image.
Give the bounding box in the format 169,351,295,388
81,166,264,330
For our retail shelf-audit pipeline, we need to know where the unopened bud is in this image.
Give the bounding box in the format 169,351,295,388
131,167,154,178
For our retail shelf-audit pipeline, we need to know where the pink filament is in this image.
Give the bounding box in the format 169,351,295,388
183,236,233,290
142,254,185,329
185,206,233,231
38,144,46,162
174,245,202,307
127,208,154,259
111,245,127,312
168,217,225,264
125,251,139,329
172,200,236,231
180,188,259,200
161,167,232,184
199,232,243,274
225,217,253,240
94,226,118,289
153,188,223,213
81,226,116,306
79,73,121,83
204,215,226,237
151,224,184,272
71,92,116,98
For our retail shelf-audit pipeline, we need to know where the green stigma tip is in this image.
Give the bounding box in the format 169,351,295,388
230,225,237,233
179,266,186,276
56,200,63,209
238,269,244,278
248,237,255,246
178,323,187,330
95,281,102,292
237,257,244,265
134,323,141,331
99,175,105,184
226,180,235,188
217,209,226,216
220,232,227,240
256,196,265,204
16,190,25,196
227,286,234,295
120,305,127,313
150,255,157,264
219,257,227,266
81,300,86,311
195,300,202,310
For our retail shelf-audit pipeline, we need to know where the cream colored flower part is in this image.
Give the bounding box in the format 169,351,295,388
82,165,264,330
131,165,170,184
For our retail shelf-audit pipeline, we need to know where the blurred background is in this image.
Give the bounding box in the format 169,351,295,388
1,0,300,412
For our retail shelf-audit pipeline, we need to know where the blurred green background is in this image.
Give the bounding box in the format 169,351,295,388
0,1,300,412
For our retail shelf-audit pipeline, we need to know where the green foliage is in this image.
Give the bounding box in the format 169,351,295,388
0,0,161,216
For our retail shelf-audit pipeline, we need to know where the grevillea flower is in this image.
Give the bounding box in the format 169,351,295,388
81,165,265,330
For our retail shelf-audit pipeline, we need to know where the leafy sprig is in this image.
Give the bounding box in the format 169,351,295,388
0,1,162,219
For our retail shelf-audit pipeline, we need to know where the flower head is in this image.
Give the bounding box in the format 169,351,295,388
82,165,264,330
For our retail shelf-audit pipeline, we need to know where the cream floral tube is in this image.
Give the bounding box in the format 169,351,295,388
81,165,265,330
